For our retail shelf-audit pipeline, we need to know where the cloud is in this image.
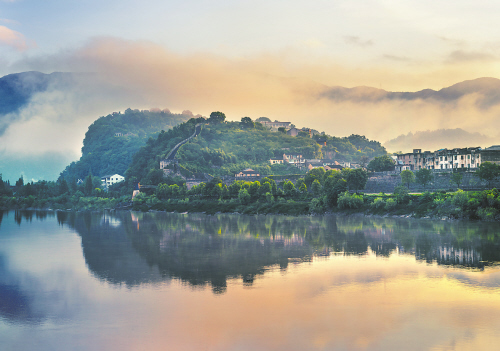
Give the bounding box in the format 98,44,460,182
344,36,373,48
446,50,496,63
0,25,33,51
0,18,20,25
383,129,497,153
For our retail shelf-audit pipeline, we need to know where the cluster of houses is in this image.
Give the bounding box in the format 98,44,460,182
236,154,351,178
395,146,500,172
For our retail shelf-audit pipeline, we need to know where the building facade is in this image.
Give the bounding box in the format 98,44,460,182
101,174,125,189
396,147,484,171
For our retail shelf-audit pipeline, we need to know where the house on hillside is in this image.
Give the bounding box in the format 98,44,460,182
269,158,284,165
101,174,125,189
287,128,300,137
283,153,305,167
235,168,260,177
260,120,292,130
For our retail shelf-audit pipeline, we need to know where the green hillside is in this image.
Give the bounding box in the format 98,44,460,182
59,108,193,181
126,114,387,185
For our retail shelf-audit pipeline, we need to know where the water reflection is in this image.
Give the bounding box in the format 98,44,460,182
50,211,500,293
3,211,500,350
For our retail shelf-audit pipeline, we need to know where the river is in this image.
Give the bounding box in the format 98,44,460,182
1,210,500,350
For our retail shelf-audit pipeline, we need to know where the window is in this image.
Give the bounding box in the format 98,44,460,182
461,155,464,160
467,155,470,159
454,155,457,160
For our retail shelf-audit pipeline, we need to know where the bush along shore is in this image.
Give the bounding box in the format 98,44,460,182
3,165,500,221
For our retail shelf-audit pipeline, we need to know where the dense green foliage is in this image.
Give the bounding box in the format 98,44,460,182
415,168,433,188
475,162,500,186
367,155,395,171
401,169,415,188
59,108,192,182
314,133,387,163
126,118,322,185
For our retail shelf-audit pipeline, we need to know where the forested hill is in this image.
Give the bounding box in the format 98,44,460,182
59,108,194,182
126,114,386,185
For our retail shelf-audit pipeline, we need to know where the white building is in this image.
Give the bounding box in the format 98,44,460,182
101,174,125,189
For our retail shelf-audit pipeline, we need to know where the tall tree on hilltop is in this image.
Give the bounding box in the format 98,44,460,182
208,111,226,124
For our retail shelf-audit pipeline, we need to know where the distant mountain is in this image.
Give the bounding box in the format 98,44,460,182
0,71,74,114
321,77,500,109
383,128,498,153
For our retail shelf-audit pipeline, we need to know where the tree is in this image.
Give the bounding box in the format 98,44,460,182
240,117,254,129
343,168,368,193
400,170,415,189
277,127,286,134
311,179,322,197
476,162,500,187
394,184,410,204
283,181,296,197
359,155,369,168
84,174,94,196
450,171,463,189
58,178,69,195
15,176,24,188
367,155,395,172
238,188,251,205
415,168,433,189
324,173,348,208
208,111,226,124
304,167,326,187
299,182,307,194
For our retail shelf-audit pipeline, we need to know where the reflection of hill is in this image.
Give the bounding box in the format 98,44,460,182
58,211,163,287
60,211,500,293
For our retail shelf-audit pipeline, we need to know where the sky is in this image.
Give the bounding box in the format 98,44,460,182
2,0,500,180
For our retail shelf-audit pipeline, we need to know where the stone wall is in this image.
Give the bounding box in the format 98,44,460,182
365,171,499,193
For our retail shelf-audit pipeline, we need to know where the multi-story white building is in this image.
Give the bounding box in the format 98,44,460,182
101,174,125,189
396,147,485,171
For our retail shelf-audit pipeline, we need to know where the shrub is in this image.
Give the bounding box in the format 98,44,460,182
394,185,410,204
338,192,364,210
371,197,386,210
385,198,396,210
310,197,326,213
452,189,468,210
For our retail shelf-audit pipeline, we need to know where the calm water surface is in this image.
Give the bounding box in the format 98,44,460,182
1,210,500,350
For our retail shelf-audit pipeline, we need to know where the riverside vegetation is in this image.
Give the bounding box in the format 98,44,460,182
3,111,500,221
4,163,500,221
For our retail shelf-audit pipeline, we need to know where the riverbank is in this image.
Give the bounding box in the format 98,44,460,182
3,187,500,222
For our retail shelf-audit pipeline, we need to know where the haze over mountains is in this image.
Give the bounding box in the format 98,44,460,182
323,77,500,109
1,69,500,181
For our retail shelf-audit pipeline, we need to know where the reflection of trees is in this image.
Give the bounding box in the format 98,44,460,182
61,212,164,287
55,210,500,293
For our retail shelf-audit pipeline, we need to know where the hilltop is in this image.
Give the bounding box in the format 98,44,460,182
126,113,386,185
